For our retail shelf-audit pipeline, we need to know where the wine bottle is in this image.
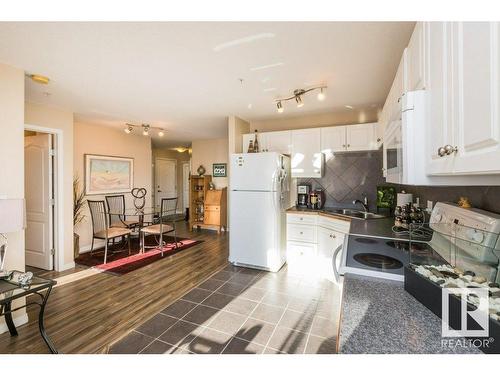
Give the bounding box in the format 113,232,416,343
248,139,254,153
253,129,259,153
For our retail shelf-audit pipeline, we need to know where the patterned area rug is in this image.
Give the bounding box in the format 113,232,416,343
74,236,202,275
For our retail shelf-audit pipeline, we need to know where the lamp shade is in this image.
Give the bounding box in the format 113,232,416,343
0,199,26,233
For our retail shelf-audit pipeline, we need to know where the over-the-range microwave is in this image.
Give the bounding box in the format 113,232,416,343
383,90,430,185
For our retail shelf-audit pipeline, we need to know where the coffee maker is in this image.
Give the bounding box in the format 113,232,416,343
297,184,310,208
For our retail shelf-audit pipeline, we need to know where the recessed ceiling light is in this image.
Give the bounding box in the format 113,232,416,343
250,62,284,71
247,104,253,109
345,105,354,110
263,87,277,92
261,77,270,83
213,33,275,52
28,74,50,85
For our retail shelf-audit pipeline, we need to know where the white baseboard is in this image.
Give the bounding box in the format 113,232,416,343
60,261,76,271
0,313,29,335
78,240,105,254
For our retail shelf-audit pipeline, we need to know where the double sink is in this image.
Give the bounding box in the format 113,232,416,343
324,208,386,220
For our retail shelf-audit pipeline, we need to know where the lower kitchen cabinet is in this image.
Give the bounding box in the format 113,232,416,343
286,212,350,280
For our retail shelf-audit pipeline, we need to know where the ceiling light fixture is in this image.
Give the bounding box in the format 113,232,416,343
295,95,304,108
125,123,165,137
345,105,354,110
274,86,326,112
317,88,326,101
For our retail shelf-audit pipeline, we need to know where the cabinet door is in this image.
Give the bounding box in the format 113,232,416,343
264,130,292,154
407,22,426,91
425,22,456,175
345,123,377,151
317,227,344,281
291,128,323,178
320,126,346,160
452,22,500,174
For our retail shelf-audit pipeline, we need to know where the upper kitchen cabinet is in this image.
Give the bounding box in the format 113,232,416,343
321,123,378,157
261,130,292,154
320,125,346,155
291,128,324,178
407,22,426,91
426,22,500,176
345,123,378,152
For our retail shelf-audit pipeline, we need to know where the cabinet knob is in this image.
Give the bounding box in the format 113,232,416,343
330,234,336,238
342,144,346,148
438,145,458,157
347,144,350,148
377,138,381,142
299,217,303,220
300,232,303,235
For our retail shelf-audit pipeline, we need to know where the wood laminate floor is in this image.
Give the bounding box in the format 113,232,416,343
0,222,229,354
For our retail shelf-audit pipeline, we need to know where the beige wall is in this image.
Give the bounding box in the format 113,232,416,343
191,138,229,189
249,108,379,132
0,63,26,329
228,116,250,154
152,148,191,211
74,122,152,251
25,102,74,269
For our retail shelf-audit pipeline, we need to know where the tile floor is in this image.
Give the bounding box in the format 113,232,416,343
109,264,341,354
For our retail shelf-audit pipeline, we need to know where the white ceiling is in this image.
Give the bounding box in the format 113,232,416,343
0,22,414,147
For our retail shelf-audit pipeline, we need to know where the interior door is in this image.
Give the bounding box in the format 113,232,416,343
24,133,53,270
182,162,190,210
155,159,177,209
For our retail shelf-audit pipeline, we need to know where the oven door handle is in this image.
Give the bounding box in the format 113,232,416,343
332,244,343,283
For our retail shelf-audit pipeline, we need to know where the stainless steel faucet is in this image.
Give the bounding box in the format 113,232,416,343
353,196,369,212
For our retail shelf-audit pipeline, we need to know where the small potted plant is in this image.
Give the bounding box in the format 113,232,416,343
73,176,86,259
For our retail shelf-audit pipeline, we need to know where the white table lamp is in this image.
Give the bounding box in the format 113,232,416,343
0,198,26,277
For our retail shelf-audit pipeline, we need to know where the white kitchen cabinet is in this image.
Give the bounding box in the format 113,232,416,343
345,123,378,152
291,128,324,178
426,22,500,176
320,125,346,156
261,130,292,154
407,22,426,91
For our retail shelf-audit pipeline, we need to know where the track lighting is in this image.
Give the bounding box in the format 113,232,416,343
274,85,326,112
295,95,304,108
317,88,326,101
124,123,166,137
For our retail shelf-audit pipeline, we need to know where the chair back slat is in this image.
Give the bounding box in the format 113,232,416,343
160,197,178,223
87,200,108,235
105,195,125,226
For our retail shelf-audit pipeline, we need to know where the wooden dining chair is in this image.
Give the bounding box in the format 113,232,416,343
140,197,178,255
105,195,139,229
87,200,132,264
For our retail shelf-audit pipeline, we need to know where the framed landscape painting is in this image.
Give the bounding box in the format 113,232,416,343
85,154,134,195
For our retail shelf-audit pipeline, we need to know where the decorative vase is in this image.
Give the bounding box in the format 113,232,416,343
197,165,206,176
73,233,80,259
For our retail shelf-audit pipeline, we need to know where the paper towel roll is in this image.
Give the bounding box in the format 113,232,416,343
397,193,413,207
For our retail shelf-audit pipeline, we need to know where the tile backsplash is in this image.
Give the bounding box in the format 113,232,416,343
388,184,500,215
297,150,385,211
297,149,500,215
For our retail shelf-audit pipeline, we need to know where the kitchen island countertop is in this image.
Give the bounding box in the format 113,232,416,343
338,273,481,354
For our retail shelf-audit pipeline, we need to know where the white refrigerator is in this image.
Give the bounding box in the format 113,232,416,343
229,152,290,272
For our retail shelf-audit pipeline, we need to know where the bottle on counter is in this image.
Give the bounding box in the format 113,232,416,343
247,139,254,153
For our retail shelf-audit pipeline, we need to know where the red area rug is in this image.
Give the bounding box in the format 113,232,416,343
74,236,202,275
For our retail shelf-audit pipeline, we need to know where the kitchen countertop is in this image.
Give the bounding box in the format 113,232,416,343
338,273,481,354
286,206,429,241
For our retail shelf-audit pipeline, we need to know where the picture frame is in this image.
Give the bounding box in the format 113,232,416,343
84,154,134,195
212,163,227,177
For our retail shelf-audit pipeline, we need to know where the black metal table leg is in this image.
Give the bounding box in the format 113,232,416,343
38,286,58,354
4,302,18,336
